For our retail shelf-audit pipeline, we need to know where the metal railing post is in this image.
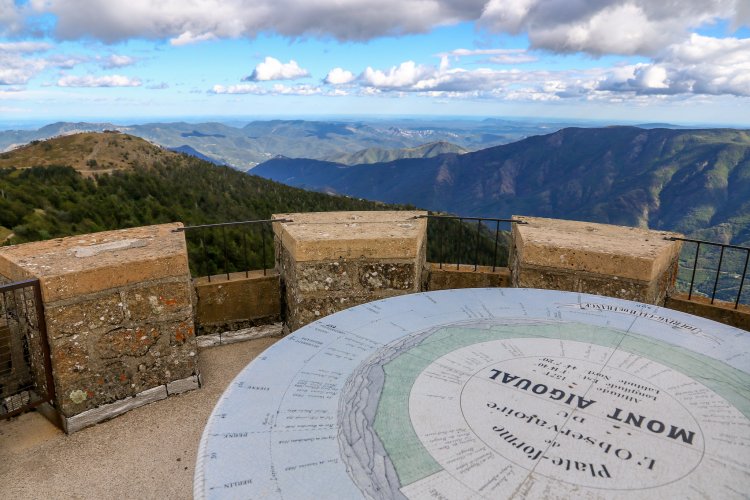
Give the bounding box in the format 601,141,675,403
688,242,700,300
736,249,749,310
710,246,725,304
492,220,500,272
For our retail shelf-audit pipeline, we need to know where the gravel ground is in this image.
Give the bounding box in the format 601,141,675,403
0,337,279,500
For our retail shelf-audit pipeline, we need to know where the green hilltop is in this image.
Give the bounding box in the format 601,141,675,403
0,132,487,277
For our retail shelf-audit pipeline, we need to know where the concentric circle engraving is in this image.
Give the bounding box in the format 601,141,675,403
195,289,750,499
426,341,706,490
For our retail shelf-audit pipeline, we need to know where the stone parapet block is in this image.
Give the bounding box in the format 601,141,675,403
51,310,198,417
273,211,427,262
510,216,683,305
0,223,200,425
44,277,193,341
511,216,682,282
274,211,427,331
0,223,188,303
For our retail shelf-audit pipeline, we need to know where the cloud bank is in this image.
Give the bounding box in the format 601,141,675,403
310,34,750,100
478,0,746,55
20,0,486,43
209,31,750,102
8,1,744,56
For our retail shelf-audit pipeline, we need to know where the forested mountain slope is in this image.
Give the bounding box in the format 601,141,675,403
0,133,404,246
254,127,750,245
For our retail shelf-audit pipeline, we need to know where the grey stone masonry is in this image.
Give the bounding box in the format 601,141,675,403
0,223,201,431
273,211,427,331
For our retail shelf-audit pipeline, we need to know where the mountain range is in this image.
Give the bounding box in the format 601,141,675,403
323,141,468,165
0,118,615,170
253,126,750,245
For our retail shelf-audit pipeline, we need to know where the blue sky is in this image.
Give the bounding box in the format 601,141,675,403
1,0,749,126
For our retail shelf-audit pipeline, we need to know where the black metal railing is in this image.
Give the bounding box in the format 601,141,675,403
175,218,291,281
1,279,55,420
415,214,526,271
669,237,749,308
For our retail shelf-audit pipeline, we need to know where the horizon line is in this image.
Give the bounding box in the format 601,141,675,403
2,114,750,131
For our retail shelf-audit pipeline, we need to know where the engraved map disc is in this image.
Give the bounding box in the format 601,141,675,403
194,288,750,499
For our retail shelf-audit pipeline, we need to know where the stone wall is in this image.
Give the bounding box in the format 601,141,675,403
425,263,511,291
665,293,750,331
274,211,427,331
193,270,281,335
0,223,200,432
510,216,683,305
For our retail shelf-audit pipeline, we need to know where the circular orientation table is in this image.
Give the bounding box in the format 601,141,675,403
195,288,750,499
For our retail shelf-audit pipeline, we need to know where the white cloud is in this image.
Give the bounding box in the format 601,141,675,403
633,66,670,90
0,53,47,85
478,0,747,56
488,53,537,64
245,57,309,81
324,67,355,85
100,54,137,68
270,83,322,95
3,0,743,63
0,42,91,85
57,74,142,87
361,61,435,89
170,31,217,46
47,54,88,69
358,59,545,94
